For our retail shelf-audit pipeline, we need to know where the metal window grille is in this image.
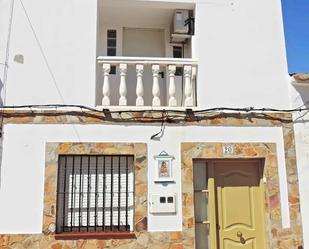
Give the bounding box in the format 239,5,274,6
56,155,134,233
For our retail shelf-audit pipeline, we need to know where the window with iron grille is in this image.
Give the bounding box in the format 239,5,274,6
56,155,134,234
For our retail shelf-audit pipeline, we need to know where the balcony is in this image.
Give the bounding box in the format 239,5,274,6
96,0,197,108
97,56,198,108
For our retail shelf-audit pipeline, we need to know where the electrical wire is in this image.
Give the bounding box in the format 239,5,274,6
19,0,65,103
19,0,81,141
1,104,308,114
150,111,166,140
0,103,305,127
0,0,15,136
0,0,15,188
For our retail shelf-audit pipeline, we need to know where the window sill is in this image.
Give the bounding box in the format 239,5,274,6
55,232,136,240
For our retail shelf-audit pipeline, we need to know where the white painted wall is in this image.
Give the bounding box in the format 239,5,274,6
289,81,309,248
193,0,290,109
1,0,97,106
0,0,290,109
0,124,289,233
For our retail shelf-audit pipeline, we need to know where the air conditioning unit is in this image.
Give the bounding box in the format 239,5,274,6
170,10,194,43
173,10,189,34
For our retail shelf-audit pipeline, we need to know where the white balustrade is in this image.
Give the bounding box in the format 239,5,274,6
152,64,161,106
97,56,198,107
102,64,111,106
168,65,177,107
184,65,193,107
136,64,144,106
119,63,127,106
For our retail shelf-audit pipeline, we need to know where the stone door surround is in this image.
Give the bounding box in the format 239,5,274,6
181,142,303,249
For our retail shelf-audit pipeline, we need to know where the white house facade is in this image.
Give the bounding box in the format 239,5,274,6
0,0,304,248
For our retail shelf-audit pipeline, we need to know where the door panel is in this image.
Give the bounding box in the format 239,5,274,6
224,239,255,249
193,162,211,249
222,187,253,229
195,191,208,222
213,161,266,249
196,223,211,249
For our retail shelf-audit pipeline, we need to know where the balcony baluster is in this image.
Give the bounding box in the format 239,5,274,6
184,65,193,107
119,64,127,106
136,64,144,106
152,64,161,106
102,64,111,106
168,65,177,107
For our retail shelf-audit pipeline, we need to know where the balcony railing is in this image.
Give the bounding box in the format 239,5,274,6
97,56,198,108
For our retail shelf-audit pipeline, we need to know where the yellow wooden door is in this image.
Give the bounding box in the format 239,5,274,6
210,160,267,249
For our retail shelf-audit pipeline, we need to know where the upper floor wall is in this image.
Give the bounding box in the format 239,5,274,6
0,0,291,109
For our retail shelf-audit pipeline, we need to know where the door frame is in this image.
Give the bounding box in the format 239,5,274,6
180,142,292,249
205,159,267,249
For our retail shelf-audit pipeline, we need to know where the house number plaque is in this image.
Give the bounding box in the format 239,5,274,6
223,145,234,155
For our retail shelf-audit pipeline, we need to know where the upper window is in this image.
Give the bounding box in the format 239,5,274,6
173,46,183,59
173,46,183,76
56,155,134,234
107,29,117,74
107,30,117,56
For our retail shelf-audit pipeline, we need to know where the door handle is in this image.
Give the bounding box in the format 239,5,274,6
237,231,246,244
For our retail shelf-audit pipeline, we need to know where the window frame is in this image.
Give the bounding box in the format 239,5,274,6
43,143,147,240
55,154,135,239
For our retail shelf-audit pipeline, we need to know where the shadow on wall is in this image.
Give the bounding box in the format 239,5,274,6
294,84,309,102
292,82,309,124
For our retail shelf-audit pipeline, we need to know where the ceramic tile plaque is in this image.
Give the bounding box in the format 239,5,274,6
154,151,175,182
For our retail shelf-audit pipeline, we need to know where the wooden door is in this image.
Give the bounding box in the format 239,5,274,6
210,160,267,249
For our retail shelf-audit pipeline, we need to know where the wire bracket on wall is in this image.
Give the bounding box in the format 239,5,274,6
150,111,167,141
